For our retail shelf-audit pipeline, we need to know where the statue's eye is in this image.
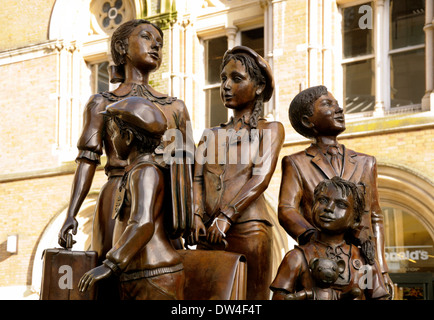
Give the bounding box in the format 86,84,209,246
319,197,328,205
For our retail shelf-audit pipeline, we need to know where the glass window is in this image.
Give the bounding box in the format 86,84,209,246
90,61,109,94
343,59,375,113
206,87,228,128
383,207,434,274
342,0,426,113
206,37,227,86
342,3,374,59
91,0,132,34
204,36,227,127
241,28,264,58
342,2,375,113
390,48,425,107
390,0,425,50
389,0,425,108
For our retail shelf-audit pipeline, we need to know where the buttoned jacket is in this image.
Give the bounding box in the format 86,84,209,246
278,144,387,272
194,119,284,225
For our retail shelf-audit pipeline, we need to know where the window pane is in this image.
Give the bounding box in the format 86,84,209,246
241,28,264,57
343,59,375,113
390,0,425,50
384,207,434,274
206,37,227,85
97,62,109,93
390,48,425,107
342,3,374,58
207,87,227,127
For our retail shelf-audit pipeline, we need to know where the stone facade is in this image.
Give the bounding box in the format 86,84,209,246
0,0,433,299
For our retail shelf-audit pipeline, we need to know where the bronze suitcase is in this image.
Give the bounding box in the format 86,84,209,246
40,234,98,300
178,249,247,300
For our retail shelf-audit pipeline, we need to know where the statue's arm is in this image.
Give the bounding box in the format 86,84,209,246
369,157,388,273
278,155,315,243
58,94,105,247
58,160,97,247
270,248,306,300
105,166,162,272
191,140,207,243
220,122,285,222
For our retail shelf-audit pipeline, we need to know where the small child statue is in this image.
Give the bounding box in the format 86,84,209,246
78,97,185,300
271,176,390,300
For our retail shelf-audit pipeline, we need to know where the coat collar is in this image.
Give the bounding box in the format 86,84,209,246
305,143,357,180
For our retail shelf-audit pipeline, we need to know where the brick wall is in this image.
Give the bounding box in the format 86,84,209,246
0,169,107,287
0,0,56,51
341,128,434,180
0,54,59,175
273,0,307,131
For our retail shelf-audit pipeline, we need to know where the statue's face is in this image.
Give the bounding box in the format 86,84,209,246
304,92,346,137
126,23,163,72
220,59,258,113
312,185,355,235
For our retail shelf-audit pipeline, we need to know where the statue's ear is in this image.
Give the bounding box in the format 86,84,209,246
309,258,319,271
301,115,314,129
255,83,266,97
124,128,134,146
115,40,126,55
336,260,346,274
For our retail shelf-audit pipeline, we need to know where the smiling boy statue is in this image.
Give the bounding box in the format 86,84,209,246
278,85,393,296
271,177,390,300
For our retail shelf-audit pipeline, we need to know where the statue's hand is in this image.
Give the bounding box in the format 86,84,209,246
383,272,395,299
78,265,112,292
207,214,231,244
187,215,207,245
58,216,78,248
284,293,298,300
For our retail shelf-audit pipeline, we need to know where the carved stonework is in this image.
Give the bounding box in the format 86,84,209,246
90,0,136,35
145,11,178,30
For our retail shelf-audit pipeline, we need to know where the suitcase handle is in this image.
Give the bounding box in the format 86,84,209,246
66,233,74,249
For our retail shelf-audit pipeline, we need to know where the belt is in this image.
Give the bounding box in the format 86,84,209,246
120,263,184,282
107,168,125,178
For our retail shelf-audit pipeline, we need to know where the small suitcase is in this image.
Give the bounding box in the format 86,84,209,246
40,234,98,300
178,249,247,300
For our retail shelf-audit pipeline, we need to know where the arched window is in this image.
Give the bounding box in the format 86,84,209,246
378,163,434,299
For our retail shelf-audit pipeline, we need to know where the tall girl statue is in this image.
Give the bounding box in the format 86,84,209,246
58,19,193,298
191,46,284,300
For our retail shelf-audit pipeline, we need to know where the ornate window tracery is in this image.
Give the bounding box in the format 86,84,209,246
90,0,135,35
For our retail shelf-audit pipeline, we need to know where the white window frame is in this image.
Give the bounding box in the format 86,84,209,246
340,0,427,118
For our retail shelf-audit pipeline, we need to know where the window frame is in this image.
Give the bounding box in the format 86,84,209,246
340,0,426,116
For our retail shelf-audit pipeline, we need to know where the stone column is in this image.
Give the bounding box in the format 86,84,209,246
422,0,434,111
322,0,332,89
226,26,238,49
308,0,320,86
374,0,386,116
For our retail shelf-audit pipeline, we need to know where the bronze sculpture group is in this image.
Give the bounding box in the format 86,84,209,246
56,19,392,300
